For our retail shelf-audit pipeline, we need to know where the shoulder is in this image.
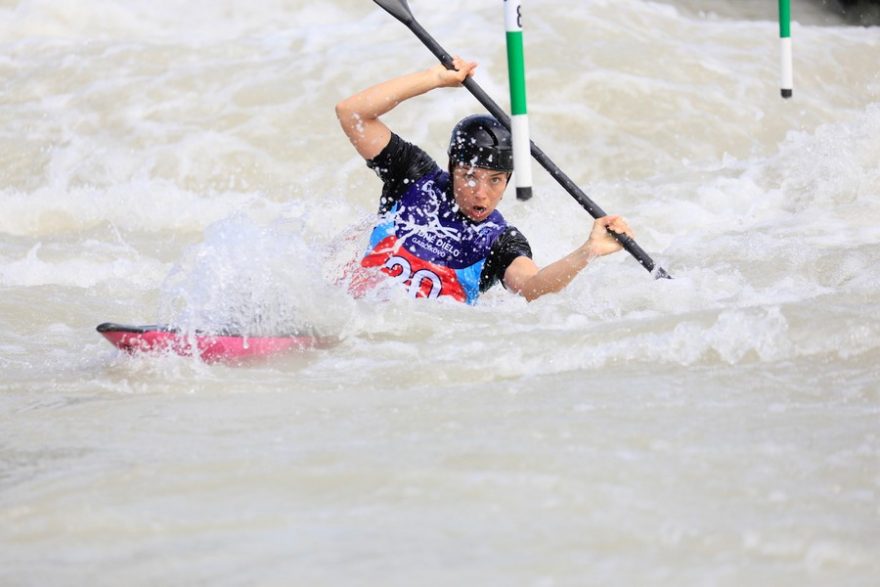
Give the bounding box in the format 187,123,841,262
367,133,439,183
366,133,442,214
491,225,532,259
479,225,532,293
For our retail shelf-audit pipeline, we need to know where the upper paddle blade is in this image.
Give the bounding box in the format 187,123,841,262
373,0,415,25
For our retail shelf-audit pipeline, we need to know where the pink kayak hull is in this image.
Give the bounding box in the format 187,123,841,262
97,323,332,363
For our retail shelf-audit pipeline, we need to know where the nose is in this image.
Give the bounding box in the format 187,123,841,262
473,178,493,199
473,181,488,198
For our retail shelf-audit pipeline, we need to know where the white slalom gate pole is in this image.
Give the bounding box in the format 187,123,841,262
779,0,793,98
504,0,533,200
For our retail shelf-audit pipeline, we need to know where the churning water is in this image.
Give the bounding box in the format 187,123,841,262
1,0,878,584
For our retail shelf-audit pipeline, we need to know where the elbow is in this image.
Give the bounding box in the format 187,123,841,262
335,97,362,125
334,100,350,123
335,102,361,142
504,262,544,303
523,290,543,303
516,276,566,303
518,286,538,303
335,99,366,136
511,281,542,303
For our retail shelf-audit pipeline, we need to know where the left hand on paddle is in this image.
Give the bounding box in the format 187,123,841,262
432,55,477,88
586,215,634,257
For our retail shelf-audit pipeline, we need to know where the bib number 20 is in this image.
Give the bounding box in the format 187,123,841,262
385,256,442,299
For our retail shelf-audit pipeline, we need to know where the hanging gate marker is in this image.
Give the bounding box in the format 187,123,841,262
779,0,793,98
504,0,534,200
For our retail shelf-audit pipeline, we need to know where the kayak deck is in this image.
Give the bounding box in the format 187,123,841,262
97,322,332,363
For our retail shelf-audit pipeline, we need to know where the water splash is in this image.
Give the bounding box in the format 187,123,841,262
157,214,355,337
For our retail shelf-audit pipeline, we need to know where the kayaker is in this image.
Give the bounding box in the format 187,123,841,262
336,56,634,303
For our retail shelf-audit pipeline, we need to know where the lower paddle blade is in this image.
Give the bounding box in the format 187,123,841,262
653,266,673,280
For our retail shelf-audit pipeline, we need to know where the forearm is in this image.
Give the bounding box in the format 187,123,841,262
517,244,596,302
336,68,440,123
336,58,475,160
335,68,443,160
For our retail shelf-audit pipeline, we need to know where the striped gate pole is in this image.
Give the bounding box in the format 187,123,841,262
504,0,533,200
779,0,793,98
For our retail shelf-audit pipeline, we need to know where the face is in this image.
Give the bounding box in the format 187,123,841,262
451,165,509,222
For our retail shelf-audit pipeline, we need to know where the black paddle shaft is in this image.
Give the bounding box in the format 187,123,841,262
372,0,671,279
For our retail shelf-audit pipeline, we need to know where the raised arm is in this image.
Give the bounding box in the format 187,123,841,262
503,215,634,302
335,57,478,160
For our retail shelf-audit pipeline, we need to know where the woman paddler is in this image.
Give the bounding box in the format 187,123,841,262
336,56,634,303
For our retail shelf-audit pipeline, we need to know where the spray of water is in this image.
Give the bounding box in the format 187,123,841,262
156,213,356,337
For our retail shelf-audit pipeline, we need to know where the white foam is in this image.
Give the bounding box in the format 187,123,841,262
0,0,363,42
0,241,167,288
0,182,276,237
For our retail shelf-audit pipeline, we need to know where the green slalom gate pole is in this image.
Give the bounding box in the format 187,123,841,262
505,0,533,200
779,0,793,98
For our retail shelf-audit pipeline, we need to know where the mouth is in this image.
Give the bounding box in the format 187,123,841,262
470,205,488,219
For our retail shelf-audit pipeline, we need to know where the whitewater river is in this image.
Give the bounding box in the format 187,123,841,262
2,0,878,584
